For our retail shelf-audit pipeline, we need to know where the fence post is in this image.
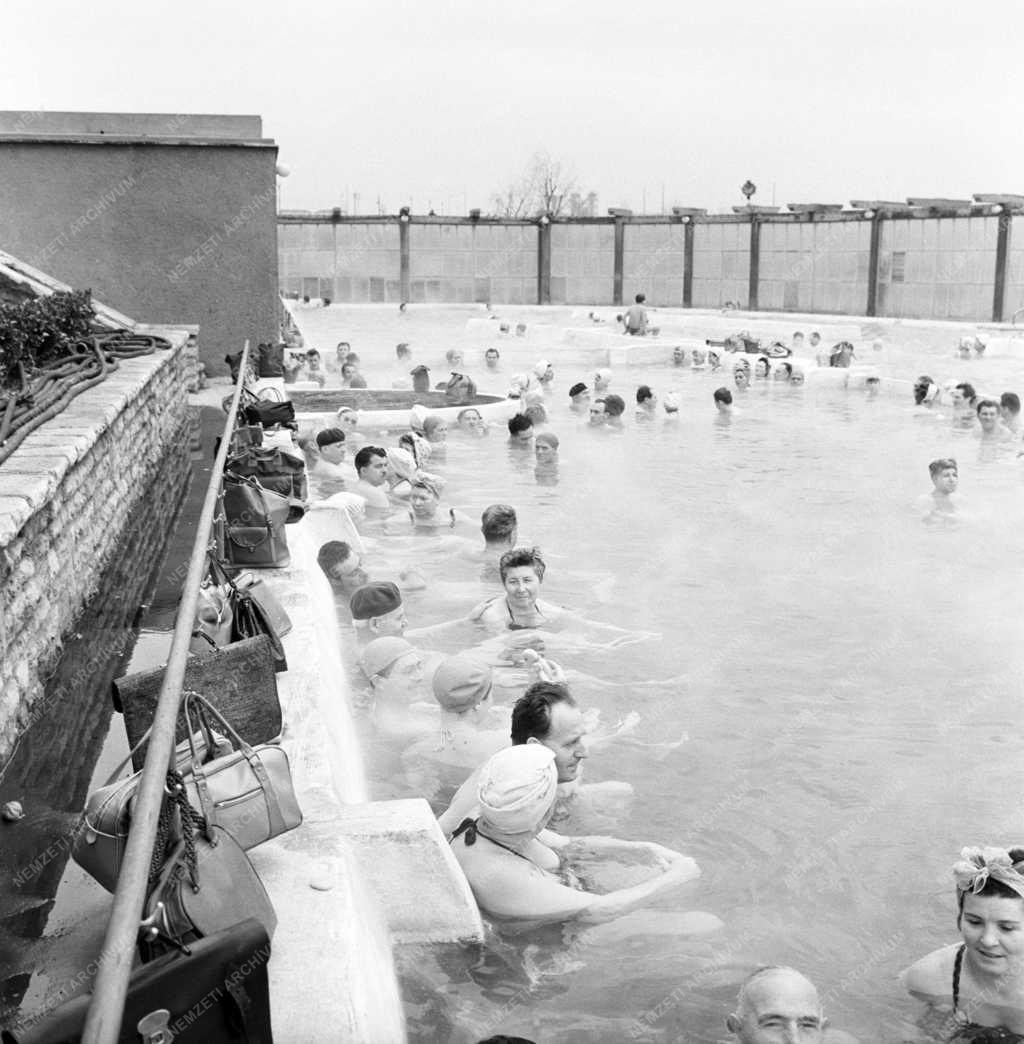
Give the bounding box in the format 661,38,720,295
537,219,551,305
399,218,411,303
993,211,1011,323
866,213,881,317
683,221,694,308
747,216,760,311
613,218,625,306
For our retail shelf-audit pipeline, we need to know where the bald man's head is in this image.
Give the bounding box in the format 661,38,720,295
726,966,827,1043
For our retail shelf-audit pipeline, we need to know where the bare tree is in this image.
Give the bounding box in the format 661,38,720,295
489,152,595,218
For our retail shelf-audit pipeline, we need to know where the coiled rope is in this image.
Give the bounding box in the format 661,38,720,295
0,331,171,466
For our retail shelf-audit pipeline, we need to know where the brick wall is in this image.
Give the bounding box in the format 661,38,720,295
0,331,193,763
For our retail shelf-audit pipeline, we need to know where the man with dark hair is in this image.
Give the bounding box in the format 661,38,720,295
317,540,369,594
713,387,735,419
976,398,1014,442
437,679,633,836
624,292,648,336
602,394,626,428
952,381,977,424
481,504,518,551
1000,391,1022,437
351,445,391,510
507,413,534,446
484,347,501,370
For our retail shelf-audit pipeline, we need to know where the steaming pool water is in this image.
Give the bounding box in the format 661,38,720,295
294,303,1024,1042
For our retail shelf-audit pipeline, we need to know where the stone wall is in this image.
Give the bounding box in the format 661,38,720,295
0,331,193,763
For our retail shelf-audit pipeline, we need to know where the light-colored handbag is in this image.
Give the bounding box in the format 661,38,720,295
72,725,231,893
180,691,302,851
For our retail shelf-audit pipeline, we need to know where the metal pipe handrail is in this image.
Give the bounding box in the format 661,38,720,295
81,341,251,1044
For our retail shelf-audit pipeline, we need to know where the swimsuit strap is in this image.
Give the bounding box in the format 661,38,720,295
453,817,532,863
953,942,965,1012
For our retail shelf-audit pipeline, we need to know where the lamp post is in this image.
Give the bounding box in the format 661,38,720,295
741,180,756,204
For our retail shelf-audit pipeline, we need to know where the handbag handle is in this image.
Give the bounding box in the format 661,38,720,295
182,691,288,839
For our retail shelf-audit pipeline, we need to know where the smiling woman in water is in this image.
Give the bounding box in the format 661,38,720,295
902,846,1024,1038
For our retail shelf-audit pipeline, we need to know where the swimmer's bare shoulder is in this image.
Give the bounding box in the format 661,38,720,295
900,943,958,1004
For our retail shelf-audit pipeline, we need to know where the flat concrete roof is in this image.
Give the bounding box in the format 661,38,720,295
0,111,266,141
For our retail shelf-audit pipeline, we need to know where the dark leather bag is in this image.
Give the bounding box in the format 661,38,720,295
221,475,291,569
242,400,295,429
1,919,273,1043
227,446,308,504
140,772,277,963
204,559,289,672
256,342,285,378
115,636,283,768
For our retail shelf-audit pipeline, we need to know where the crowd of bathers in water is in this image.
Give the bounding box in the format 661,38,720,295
282,315,1024,1043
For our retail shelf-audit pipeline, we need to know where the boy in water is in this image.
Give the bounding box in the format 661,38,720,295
919,458,959,521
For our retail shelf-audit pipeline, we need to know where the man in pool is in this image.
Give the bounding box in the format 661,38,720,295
952,382,978,424
349,580,408,641
507,413,535,447
351,445,392,511
470,546,569,630
726,966,859,1043
603,394,626,428
919,458,959,521
317,540,370,595
999,392,1022,438
975,399,1015,442
624,293,648,336
534,432,559,466
588,399,608,427
485,347,501,370
569,382,591,413
456,407,487,435
714,386,735,418
438,680,634,838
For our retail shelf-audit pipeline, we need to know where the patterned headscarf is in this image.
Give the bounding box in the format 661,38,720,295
953,846,1024,900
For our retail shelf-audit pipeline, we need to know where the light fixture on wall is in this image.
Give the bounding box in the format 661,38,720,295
678,215,691,224
398,205,411,223
989,204,1004,216
741,180,757,202
538,214,551,226
862,209,876,220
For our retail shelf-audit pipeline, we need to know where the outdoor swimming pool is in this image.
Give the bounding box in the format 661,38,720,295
297,304,1024,1042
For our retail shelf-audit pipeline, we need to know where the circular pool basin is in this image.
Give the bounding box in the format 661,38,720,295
286,388,517,431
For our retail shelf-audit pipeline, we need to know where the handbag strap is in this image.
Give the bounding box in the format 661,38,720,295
148,769,208,889
182,690,288,840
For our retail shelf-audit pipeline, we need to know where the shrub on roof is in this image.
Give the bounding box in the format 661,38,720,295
0,289,96,389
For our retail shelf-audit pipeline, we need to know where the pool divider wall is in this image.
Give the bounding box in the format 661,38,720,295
0,328,195,764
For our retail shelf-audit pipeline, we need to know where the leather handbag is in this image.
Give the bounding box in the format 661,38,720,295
72,729,231,894
227,446,308,503
242,399,295,429
179,691,301,852
205,558,289,672
1,918,273,1043
140,773,277,962
221,475,291,569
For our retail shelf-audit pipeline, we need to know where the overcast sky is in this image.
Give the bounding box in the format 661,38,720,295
2,0,1020,216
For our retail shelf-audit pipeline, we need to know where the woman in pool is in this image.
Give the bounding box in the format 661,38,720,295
902,846,1024,1039
773,361,793,383
393,478,473,532
469,546,568,630
335,406,362,441
456,407,488,436
422,414,449,444
450,744,700,924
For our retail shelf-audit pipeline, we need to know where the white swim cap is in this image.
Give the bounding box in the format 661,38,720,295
477,745,557,835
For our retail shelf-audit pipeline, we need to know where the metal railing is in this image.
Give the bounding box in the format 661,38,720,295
81,341,251,1044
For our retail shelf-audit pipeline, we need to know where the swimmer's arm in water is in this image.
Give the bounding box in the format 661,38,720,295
473,845,701,925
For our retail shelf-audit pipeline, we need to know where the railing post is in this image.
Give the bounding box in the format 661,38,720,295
537,219,551,305
683,221,694,308
993,211,1011,323
399,217,411,303
612,218,625,307
866,212,882,317
747,215,760,311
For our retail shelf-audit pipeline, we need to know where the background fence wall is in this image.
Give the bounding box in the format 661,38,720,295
279,203,1023,323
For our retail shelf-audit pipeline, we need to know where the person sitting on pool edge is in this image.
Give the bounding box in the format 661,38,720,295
351,445,392,511
469,545,568,629
902,845,1024,1038
726,966,860,1044
507,413,534,447
350,580,407,641
448,744,699,924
